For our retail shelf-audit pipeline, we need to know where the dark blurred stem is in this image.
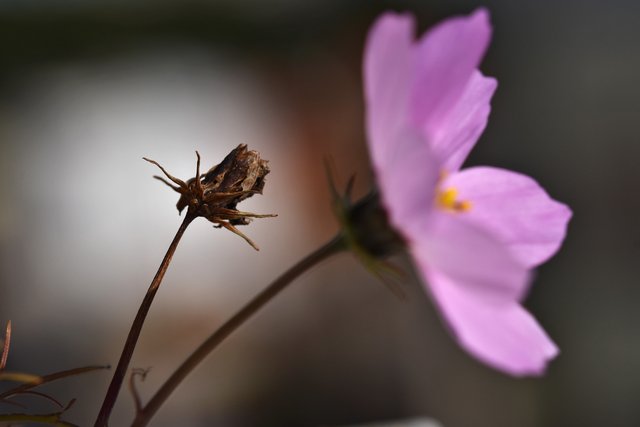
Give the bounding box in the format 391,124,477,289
130,233,347,427
95,214,195,427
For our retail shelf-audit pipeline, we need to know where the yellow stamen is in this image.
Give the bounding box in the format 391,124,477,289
436,187,472,213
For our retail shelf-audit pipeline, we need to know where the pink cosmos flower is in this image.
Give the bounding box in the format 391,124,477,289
363,8,572,375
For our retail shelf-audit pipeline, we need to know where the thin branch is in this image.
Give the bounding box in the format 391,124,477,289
0,320,11,371
0,365,108,400
131,233,346,427
0,397,27,409
16,390,65,409
94,214,195,426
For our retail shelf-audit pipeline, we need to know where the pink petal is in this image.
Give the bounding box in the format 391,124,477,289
364,12,415,174
362,13,440,235
444,167,572,267
411,8,492,142
411,210,530,305
433,71,497,172
377,127,440,236
423,268,558,376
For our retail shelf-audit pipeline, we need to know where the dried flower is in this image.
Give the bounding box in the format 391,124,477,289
360,9,572,375
144,144,276,250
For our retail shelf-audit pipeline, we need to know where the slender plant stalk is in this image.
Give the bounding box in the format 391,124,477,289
95,214,195,427
131,233,346,427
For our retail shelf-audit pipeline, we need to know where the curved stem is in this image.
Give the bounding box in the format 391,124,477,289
131,233,346,427
95,214,195,427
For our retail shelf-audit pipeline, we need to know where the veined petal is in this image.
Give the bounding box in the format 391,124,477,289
423,268,558,376
434,71,497,171
411,210,530,305
364,12,415,174
444,167,572,267
411,8,492,141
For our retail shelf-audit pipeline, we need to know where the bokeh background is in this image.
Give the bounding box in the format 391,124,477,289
0,0,638,426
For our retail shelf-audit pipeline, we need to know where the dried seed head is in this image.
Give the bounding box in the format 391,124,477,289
144,144,276,250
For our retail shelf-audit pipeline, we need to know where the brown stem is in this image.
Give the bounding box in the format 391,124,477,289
95,214,195,427
131,233,346,427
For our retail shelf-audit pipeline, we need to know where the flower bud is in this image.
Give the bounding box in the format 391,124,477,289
345,192,405,258
144,144,276,250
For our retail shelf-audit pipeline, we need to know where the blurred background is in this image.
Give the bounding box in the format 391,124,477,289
0,0,638,426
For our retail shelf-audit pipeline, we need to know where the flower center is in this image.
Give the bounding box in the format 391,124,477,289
436,187,472,213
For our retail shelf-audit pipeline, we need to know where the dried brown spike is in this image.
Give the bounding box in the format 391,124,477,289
145,145,276,250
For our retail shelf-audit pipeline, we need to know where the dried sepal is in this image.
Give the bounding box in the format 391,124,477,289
145,144,276,250
325,163,407,299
